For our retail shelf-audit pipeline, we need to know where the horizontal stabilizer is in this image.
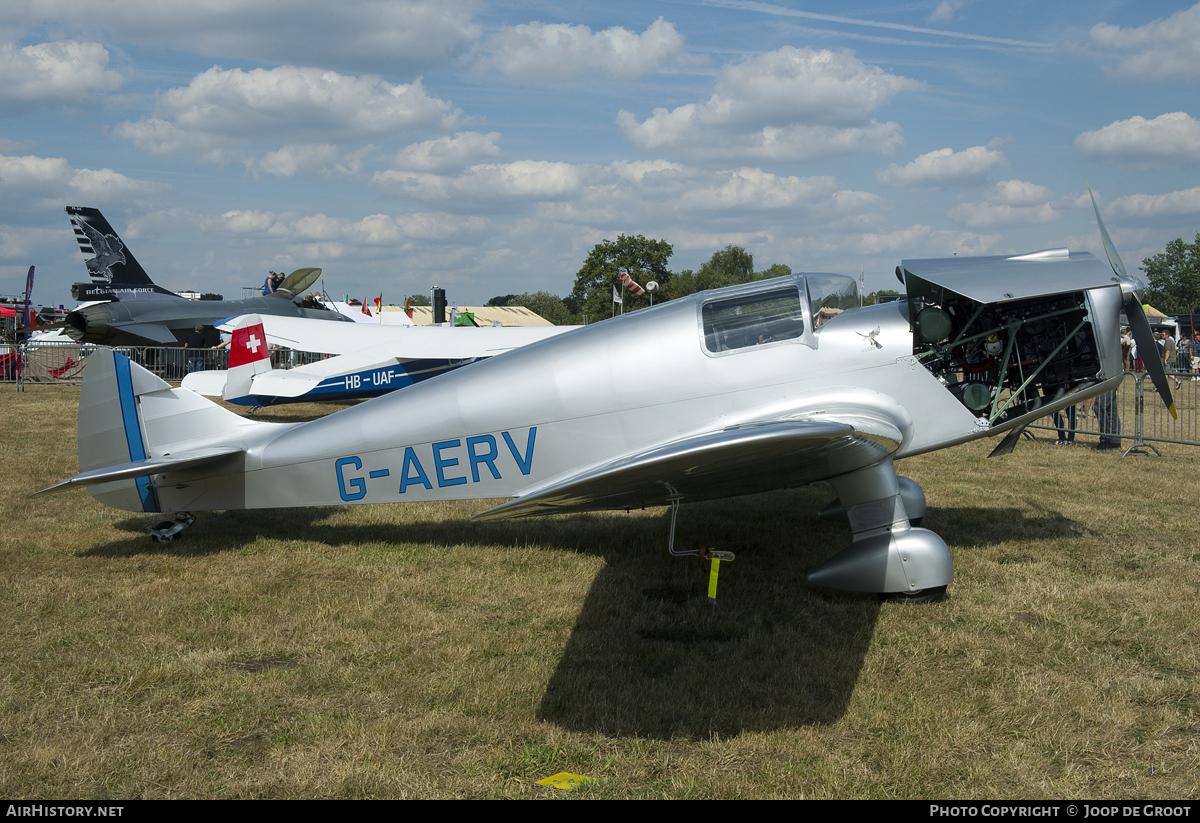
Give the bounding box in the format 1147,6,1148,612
180,370,227,396
120,322,179,344
474,416,901,521
247,369,325,397
32,447,243,497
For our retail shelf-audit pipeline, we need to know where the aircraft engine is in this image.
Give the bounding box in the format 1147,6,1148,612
906,283,1101,427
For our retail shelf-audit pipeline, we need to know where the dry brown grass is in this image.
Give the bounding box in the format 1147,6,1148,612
1,384,1197,798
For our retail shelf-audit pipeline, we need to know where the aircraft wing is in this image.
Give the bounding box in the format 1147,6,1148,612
217,313,577,357
473,413,901,521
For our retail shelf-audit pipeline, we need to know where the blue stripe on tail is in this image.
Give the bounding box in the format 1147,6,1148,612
112,353,160,513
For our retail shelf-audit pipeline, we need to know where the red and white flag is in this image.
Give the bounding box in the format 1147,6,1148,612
361,295,373,316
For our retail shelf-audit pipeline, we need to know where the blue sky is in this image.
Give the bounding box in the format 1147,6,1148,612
2,0,1198,307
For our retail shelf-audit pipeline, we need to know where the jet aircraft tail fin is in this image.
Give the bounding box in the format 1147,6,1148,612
33,348,267,511
65,207,178,301
65,207,154,286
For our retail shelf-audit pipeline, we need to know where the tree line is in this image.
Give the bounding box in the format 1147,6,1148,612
488,227,1200,327
487,235,890,325
406,234,906,325
1142,232,1200,319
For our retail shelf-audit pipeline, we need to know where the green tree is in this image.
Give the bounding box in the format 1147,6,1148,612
667,245,764,299
198,293,224,301
698,244,754,290
489,291,573,325
756,263,792,281
863,289,900,306
571,235,673,322
404,293,431,306
1142,233,1200,316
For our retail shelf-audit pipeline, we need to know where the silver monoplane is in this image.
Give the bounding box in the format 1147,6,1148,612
36,199,1173,599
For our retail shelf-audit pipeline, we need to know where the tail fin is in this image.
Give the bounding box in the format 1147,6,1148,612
223,315,273,402
65,207,153,286
33,349,256,511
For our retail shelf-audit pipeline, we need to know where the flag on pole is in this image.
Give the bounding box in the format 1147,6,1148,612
375,294,383,313
403,298,413,318
21,265,35,336
612,285,622,304
361,296,372,316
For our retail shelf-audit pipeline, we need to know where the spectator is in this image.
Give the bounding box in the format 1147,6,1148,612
184,324,207,373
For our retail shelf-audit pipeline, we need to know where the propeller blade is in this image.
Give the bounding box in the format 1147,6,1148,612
1128,299,1177,419
1088,185,1126,280
1089,185,1177,419
988,423,1027,457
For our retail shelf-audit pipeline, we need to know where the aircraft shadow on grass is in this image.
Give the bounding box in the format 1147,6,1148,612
80,488,1083,739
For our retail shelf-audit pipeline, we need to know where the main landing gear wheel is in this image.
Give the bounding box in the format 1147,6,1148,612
880,585,947,604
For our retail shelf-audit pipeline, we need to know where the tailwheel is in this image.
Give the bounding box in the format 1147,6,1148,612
148,512,195,543
880,585,947,604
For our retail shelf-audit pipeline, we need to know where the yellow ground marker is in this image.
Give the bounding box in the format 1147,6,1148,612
536,772,593,790
702,549,735,603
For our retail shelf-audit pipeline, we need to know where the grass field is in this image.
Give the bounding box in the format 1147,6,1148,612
2,383,1198,799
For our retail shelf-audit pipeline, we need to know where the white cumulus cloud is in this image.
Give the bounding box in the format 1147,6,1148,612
1109,187,1200,218
988,179,1053,206
114,66,460,164
857,225,1004,256
7,0,483,77
0,153,170,205
948,201,1060,229
388,132,503,172
927,2,963,23
246,144,376,180
945,178,1061,227
373,160,592,204
1074,112,1200,171
476,17,708,84
0,40,124,116
618,46,922,165
1088,2,1200,81
877,143,1008,187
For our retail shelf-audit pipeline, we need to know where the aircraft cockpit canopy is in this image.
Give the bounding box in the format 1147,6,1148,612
699,273,858,355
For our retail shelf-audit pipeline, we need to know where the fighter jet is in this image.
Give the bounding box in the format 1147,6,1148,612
59,207,351,346
35,198,1173,600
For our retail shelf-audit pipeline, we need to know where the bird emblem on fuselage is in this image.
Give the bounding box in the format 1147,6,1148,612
857,326,882,351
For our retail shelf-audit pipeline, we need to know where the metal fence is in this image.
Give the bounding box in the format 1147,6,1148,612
1009,370,1199,455
2,342,325,389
